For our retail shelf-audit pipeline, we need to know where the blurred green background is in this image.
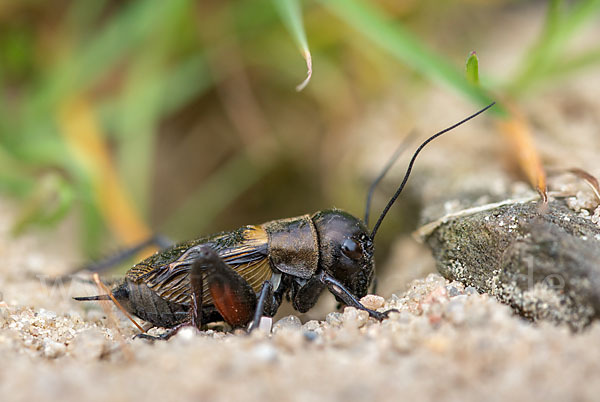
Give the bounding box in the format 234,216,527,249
1,0,599,264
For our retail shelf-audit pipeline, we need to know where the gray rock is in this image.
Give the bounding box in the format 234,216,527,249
424,199,600,330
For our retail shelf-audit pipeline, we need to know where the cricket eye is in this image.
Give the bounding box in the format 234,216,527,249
341,239,362,260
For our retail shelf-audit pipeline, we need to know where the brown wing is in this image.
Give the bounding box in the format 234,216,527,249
126,225,272,306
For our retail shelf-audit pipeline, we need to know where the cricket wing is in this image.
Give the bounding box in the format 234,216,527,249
129,226,272,306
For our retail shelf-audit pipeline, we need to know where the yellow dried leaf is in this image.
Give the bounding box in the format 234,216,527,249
497,111,547,203
58,95,153,246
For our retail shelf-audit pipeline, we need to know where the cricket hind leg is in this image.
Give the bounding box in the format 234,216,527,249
195,245,258,328
133,255,208,341
79,234,172,275
137,246,261,341
41,234,172,285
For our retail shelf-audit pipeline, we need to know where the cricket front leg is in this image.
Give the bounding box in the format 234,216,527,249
247,280,274,332
319,272,397,321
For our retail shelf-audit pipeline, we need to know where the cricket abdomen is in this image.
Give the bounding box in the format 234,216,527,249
112,279,190,328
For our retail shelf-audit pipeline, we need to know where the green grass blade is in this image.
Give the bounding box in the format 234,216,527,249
11,173,75,234
465,51,480,86
560,0,600,41
544,47,600,80
99,55,210,132
41,0,192,106
0,145,36,196
320,0,497,111
272,0,312,90
509,0,600,94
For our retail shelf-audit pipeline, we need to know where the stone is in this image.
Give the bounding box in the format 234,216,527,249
273,315,302,333
424,199,600,330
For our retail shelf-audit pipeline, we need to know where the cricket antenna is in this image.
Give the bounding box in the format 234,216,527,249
369,102,496,239
364,131,416,227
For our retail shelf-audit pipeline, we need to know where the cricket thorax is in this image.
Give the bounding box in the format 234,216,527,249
263,214,319,279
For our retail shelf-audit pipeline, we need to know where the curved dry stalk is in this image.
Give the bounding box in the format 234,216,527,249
567,168,600,203
92,273,137,360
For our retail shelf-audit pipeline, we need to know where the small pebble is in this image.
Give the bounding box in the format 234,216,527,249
273,315,302,333
0,306,9,326
445,299,466,325
465,286,479,295
303,331,318,342
342,307,369,329
325,312,343,327
43,340,66,358
174,326,196,343
360,294,385,310
258,316,273,333
424,334,450,354
302,320,321,332
446,281,465,297
37,309,57,321
69,329,108,361
251,343,278,363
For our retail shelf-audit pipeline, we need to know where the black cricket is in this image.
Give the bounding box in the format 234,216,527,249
75,103,495,339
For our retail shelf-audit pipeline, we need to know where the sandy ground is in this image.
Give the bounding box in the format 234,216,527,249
3,5,600,401
1,199,600,402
